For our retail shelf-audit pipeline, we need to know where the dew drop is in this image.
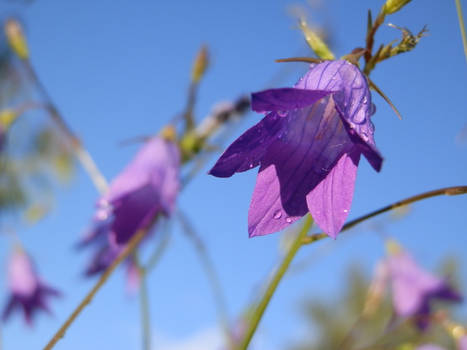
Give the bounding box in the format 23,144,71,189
362,96,368,104
249,163,254,168
343,209,349,213
277,110,288,117
285,217,292,223
273,210,282,219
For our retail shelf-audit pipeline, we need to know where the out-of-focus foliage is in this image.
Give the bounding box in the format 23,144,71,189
0,37,75,225
290,262,463,350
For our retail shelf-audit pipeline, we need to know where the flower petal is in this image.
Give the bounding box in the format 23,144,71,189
297,60,382,171
110,183,161,245
387,252,462,318
248,164,303,237
209,112,287,177
248,96,354,237
251,88,333,113
306,151,360,238
104,137,180,205
2,296,18,321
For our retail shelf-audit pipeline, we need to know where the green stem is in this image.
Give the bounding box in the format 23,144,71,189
43,228,148,350
139,267,151,350
455,0,467,63
236,215,313,350
176,210,233,345
302,185,467,245
145,224,172,272
23,60,109,195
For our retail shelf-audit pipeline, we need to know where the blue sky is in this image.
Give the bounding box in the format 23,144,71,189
0,0,466,349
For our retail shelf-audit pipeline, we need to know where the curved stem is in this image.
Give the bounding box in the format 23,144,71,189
302,185,467,245
23,60,108,195
176,210,233,344
455,0,467,63
145,223,172,272
236,215,313,350
43,228,148,350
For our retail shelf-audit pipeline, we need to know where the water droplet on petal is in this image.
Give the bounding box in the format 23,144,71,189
285,217,292,223
343,209,349,213
249,163,254,168
277,110,288,117
361,132,369,142
273,210,282,219
362,96,368,104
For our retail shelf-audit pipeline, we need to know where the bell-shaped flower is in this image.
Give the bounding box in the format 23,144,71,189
210,60,382,238
2,249,60,325
91,135,180,246
386,243,462,330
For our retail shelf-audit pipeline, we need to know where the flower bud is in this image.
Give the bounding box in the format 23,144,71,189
191,45,209,83
0,109,19,129
4,18,29,60
385,238,402,255
298,18,335,60
160,124,177,142
383,0,412,15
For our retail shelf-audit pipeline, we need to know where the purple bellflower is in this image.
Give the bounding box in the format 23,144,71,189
386,244,462,330
415,345,446,350
209,60,382,238
90,136,180,246
79,136,179,284
459,335,467,350
2,249,60,325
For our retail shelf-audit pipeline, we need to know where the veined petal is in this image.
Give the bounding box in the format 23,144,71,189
248,164,303,237
248,96,354,237
306,151,360,238
298,60,382,171
251,88,333,113
209,112,287,177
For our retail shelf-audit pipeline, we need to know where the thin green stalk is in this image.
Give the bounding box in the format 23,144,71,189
236,215,313,350
455,0,467,62
302,185,467,245
176,210,233,344
23,60,108,195
139,267,151,350
145,224,172,272
43,228,148,350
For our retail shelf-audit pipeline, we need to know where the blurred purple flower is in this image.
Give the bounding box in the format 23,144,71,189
415,345,446,350
77,221,121,277
90,136,180,246
459,335,467,350
386,247,462,330
2,249,60,325
78,136,179,289
209,60,382,238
